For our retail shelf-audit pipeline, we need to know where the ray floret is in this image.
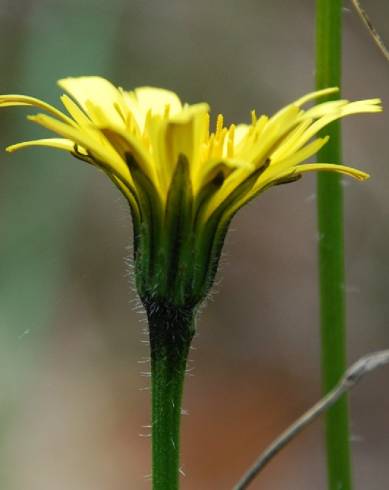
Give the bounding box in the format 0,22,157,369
0,77,381,306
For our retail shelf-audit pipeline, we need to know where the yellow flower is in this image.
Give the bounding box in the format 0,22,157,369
0,77,382,307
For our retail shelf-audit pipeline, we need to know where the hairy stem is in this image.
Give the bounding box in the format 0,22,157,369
147,303,195,490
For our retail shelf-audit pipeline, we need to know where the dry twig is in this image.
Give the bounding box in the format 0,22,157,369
351,0,389,62
234,350,389,490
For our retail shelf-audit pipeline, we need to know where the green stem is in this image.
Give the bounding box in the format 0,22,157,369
148,304,195,490
316,1,352,490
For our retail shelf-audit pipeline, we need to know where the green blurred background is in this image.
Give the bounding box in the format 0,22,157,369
0,1,388,488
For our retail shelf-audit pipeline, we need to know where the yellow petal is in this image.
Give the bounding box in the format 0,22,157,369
0,95,74,124
269,136,329,173
98,125,155,190
164,103,210,193
60,95,91,126
288,99,382,154
233,124,250,146
7,138,75,153
249,137,329,195
201,163,255,220
339,99,382,116
123,86,183,131
58,76,125,127
28,113,131,184
248,105,300,167
294,163,370,181
170,102,209,123
293,87,339,107
134,87,182,115
270,118,313,161
301,100,349,119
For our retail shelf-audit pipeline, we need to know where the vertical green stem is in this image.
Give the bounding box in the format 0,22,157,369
316,1,352,490
148,304,195,490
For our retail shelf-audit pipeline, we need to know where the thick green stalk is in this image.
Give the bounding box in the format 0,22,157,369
147,304,195,490
316,1,352,489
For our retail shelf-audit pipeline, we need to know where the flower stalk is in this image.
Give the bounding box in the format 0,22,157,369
316,0,352,489
148,304,195,490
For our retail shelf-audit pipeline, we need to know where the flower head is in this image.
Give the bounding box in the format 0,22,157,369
0,77,381,308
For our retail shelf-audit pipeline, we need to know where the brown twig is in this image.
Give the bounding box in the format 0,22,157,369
233,350,389,490
350,0,389,62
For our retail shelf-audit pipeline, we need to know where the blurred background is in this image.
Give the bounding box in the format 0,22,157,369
0,0,388,488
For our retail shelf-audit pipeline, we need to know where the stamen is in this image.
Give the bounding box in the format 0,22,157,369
207,134,215,159
251,109,257,126
216,114,224,136
227,124,236,158
214,127,227,159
